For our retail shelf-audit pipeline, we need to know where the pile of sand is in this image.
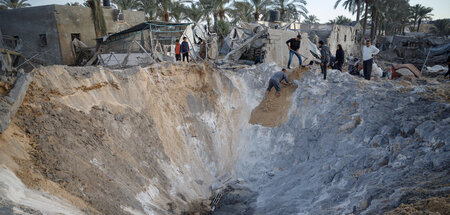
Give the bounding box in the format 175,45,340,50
248,67,307,127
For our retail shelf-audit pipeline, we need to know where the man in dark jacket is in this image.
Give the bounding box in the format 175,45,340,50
181,37,189,62
319,41,330,80
266,68,290,97
286,35,302,69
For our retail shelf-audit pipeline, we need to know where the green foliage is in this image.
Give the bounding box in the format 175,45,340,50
215,19,230,38
328,15,352,25
431,19,450,36
229,1,255,24
271,0,308,21
114,0,139,10
66,2,83,6
304,15,319,24
0,0,30,9
410,4,433,31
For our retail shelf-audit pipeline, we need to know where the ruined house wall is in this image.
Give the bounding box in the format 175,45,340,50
327,24,363,58
0,5,63,64
54,5,145,65
0,5,144,65
264,30,315,68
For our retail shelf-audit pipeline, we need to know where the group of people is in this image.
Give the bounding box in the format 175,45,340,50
174,37,190,62
266,36,380,97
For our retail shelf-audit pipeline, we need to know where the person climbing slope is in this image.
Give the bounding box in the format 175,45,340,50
286,35,302,69
266,68,290,98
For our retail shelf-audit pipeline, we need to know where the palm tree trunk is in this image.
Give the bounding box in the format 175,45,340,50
356,0,361,22
370,4,376,41
362,1,369,41
417,19,422,32
254,11,260,21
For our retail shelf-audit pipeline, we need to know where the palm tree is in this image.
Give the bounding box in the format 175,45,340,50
329,15,352,25
184,2,204,27
431,19,450,36
155,0,172,22
334,0,362,22
361,0,370,40
170,1,186,22
271,0,308,22
410,4,433,32
229,1,254,24
304,15,319,24
198,0,214,30
66,2,82,6
0,0,30,9
247,0,271,21
138,0,157,20
114,0,139,10
87,0,107,38
415,5,433,32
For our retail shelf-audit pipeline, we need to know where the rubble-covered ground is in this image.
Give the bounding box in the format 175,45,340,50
0,62,448,214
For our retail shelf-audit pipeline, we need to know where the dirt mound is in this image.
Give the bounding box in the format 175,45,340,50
248,67,306,127
385,196,450,215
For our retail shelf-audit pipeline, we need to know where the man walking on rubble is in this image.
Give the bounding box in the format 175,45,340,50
362,40,380,80
181,37,189,62
286,35,303,69
319,41,330,80
266,68,291,98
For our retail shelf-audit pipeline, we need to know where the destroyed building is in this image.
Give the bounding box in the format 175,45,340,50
0,5,144,65
220,22,362,68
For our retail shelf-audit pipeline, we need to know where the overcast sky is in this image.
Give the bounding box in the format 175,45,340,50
29,0,450,23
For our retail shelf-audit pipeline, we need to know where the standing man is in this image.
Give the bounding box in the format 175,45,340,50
286,35,302,69
319,41,330,80
181,37,189,62
362,40,380,80
266,68,290,98
175,39,181,61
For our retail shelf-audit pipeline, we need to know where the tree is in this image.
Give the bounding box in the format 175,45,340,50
114,0,138,10
304,15,319,24
87,0,107,38
198,0,214,31
66,2,83,6
229,1,254,24
184,2,204,27
334,0,362,22
0,0,30,9
247,0,271,21
138,0,157,20
431,19,450,36
414,4,433,32
271,0,308,22
329,15,352,25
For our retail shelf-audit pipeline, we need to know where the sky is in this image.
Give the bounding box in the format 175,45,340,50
29,0,450,23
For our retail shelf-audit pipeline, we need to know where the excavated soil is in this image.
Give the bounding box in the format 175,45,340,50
249,68,306,127
0,63,448,215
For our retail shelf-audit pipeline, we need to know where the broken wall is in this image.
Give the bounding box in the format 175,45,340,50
54,5,145,65
0,5,63,64
327,24,363,58
264,30,315,67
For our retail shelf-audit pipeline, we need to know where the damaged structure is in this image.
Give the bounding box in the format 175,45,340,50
97,21,191,67
220,22,363,68
0,5,144,65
